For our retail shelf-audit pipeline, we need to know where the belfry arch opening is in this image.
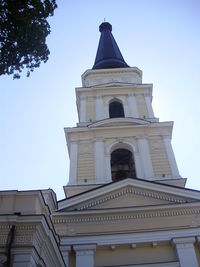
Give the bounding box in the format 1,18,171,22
109,100,125,118
111,148,136,182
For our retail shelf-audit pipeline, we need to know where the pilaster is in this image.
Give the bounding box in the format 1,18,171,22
105,153,112,182
80,96,86,122
94,138,105,183
137,136,154,179
172,237,198,267
96,95,104,121
134,151,144,179
123,98,129,117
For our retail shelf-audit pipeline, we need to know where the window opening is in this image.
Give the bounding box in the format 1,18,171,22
111,149,136,182
109,101,125,118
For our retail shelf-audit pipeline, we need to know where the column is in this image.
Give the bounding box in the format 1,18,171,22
144,94,154,118
80,96,86,122
69,141,78,185
173,237,198,267
94,138,105,183
137,136,154,179
74,245,96,267
105,153,112,182
128,93,139,118
96,95,104,121
163,135,180,177
60,246,71,267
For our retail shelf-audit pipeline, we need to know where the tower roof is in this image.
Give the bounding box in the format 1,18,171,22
92,22,129,70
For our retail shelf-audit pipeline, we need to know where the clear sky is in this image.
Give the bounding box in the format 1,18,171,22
0,0,200,200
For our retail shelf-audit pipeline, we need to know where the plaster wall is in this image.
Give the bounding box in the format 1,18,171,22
94,244,177,267
0,193,44,215
77,141,95,183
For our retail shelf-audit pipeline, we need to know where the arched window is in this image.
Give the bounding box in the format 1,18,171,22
109,100,125,118
111,148,136,182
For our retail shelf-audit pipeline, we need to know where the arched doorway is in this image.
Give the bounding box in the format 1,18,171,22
111,148,136,182
109,100,125,118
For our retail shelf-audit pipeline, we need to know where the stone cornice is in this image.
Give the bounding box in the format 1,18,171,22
88,118,150,128
64,121,173,134
81,67,142,80
76,83,153,92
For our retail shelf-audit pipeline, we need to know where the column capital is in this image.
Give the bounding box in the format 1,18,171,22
161,134,171,140
96,94,102,99
60,245,71,253
172,237,196,247
93,137,104,143
73,244,96,255
128,93,136,97
80,95,86,101
136,135,149,140
144,93,151,97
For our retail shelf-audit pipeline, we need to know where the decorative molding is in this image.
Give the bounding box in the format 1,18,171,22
61,227,200,247
53,206,200,224
0,224,36,231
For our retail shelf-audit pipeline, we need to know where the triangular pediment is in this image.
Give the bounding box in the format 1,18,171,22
58,179,200,212
88,118,149,128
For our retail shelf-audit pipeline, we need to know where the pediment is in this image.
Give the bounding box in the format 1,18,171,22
88,118,149,128
58,179,200,212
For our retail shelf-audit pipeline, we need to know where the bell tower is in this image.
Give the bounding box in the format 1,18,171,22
64,22,185,197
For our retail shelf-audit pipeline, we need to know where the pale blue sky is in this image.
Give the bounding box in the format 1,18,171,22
0,0,200,200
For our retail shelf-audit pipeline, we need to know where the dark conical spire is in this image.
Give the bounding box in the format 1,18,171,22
92,22,129,70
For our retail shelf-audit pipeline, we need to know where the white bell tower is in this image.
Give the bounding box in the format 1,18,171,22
64,22,184,197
